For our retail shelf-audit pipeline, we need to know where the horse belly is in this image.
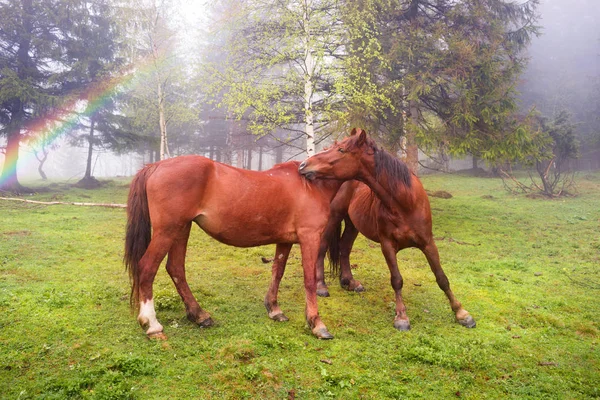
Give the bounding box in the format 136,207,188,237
195,208,298,247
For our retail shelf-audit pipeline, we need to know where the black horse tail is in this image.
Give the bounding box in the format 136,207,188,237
326,219,343,278
123,164,156,311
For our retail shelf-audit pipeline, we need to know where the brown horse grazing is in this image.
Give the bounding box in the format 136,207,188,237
124,156,343,339
298,128,476,331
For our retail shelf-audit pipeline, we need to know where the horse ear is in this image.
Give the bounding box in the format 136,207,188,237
356,129,367,146
350,128,358,136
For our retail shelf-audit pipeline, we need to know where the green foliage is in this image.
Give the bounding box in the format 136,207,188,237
1,174,600,398
0,0,127,188
338,0,541,159
500,111,580,197
204,0,344,146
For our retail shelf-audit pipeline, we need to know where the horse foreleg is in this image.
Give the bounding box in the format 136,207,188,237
421,240,476,328
300,234,333,339
381,239,410,331
339,218,364,293
137,233,174,339
165,223,213,328
264,243,292,322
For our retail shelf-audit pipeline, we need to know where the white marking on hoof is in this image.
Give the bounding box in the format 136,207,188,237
138,298,163,335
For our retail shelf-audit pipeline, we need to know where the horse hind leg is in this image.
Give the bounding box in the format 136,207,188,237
165,223,213,328
137,233,176,339
264,243,292,322
421,240,476,328
339,218,364,293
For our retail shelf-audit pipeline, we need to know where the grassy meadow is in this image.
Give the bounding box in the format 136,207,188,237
1,173,599,399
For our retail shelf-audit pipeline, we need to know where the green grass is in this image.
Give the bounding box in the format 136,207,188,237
1,174,599,399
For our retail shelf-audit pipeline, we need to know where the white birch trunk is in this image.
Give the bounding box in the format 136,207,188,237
158,80,168,160
303,1,315,157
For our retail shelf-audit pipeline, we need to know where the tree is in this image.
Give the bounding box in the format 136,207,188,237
0,0,126,191
499,110,579,197
63,0,128,188
337,0,540,173
206,0,344,156
120,0,199,162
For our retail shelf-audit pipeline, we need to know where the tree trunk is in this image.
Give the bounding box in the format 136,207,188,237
246,148,253,170
0,0,33,193
472,155,479,170
158,81,168,160
405,99,419,174
36,148,49,180
0,130,23,191
84,117,95,179
303,2,315,157
258,146,263,171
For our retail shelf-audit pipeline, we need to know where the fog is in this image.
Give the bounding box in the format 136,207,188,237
520,0,600,125
10,0,600,182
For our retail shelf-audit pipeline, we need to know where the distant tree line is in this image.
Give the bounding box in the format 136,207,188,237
1,0,597,195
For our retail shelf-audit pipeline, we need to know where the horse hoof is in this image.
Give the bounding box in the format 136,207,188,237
458,315,476,328
313,327,334,340
147,331,168,340
353,284,365,293
271,313,289,322
394,319,411,331
198,317,214,328
317,288,330,297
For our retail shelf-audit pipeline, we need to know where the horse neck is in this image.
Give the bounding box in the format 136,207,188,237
359,164,412,212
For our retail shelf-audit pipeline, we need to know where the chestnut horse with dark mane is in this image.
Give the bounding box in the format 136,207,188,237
298,129,476,330
124,156,342,339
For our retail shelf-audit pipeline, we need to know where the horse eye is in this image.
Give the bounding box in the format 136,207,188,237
338,148,345,153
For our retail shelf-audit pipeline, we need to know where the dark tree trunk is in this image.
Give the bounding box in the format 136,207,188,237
76,117,102,188
246,148,252,170
37,148,49,180
0,130,26,192
258,146,263,171
0,0,34,193
84,117,95,179
405,99,419,175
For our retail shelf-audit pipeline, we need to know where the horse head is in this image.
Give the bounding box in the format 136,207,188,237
298,128,377,181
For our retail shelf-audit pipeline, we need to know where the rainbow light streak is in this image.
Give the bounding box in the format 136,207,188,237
1,55,168,185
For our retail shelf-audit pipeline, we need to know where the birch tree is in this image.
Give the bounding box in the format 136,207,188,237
124,0,196,161
207,0,344,156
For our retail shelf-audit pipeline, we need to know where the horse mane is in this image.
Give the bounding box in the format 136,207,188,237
345,133,412,193
374,147,412,193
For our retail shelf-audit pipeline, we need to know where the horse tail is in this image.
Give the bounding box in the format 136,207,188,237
124,164,156,311
327,219,343,278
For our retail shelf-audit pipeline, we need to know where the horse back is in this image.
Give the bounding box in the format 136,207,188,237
144,156,334,247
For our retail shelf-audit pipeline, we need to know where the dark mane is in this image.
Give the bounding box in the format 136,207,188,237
344,133,412,192
374,146,412,192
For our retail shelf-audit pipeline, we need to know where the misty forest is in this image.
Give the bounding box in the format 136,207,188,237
0,0,598,193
